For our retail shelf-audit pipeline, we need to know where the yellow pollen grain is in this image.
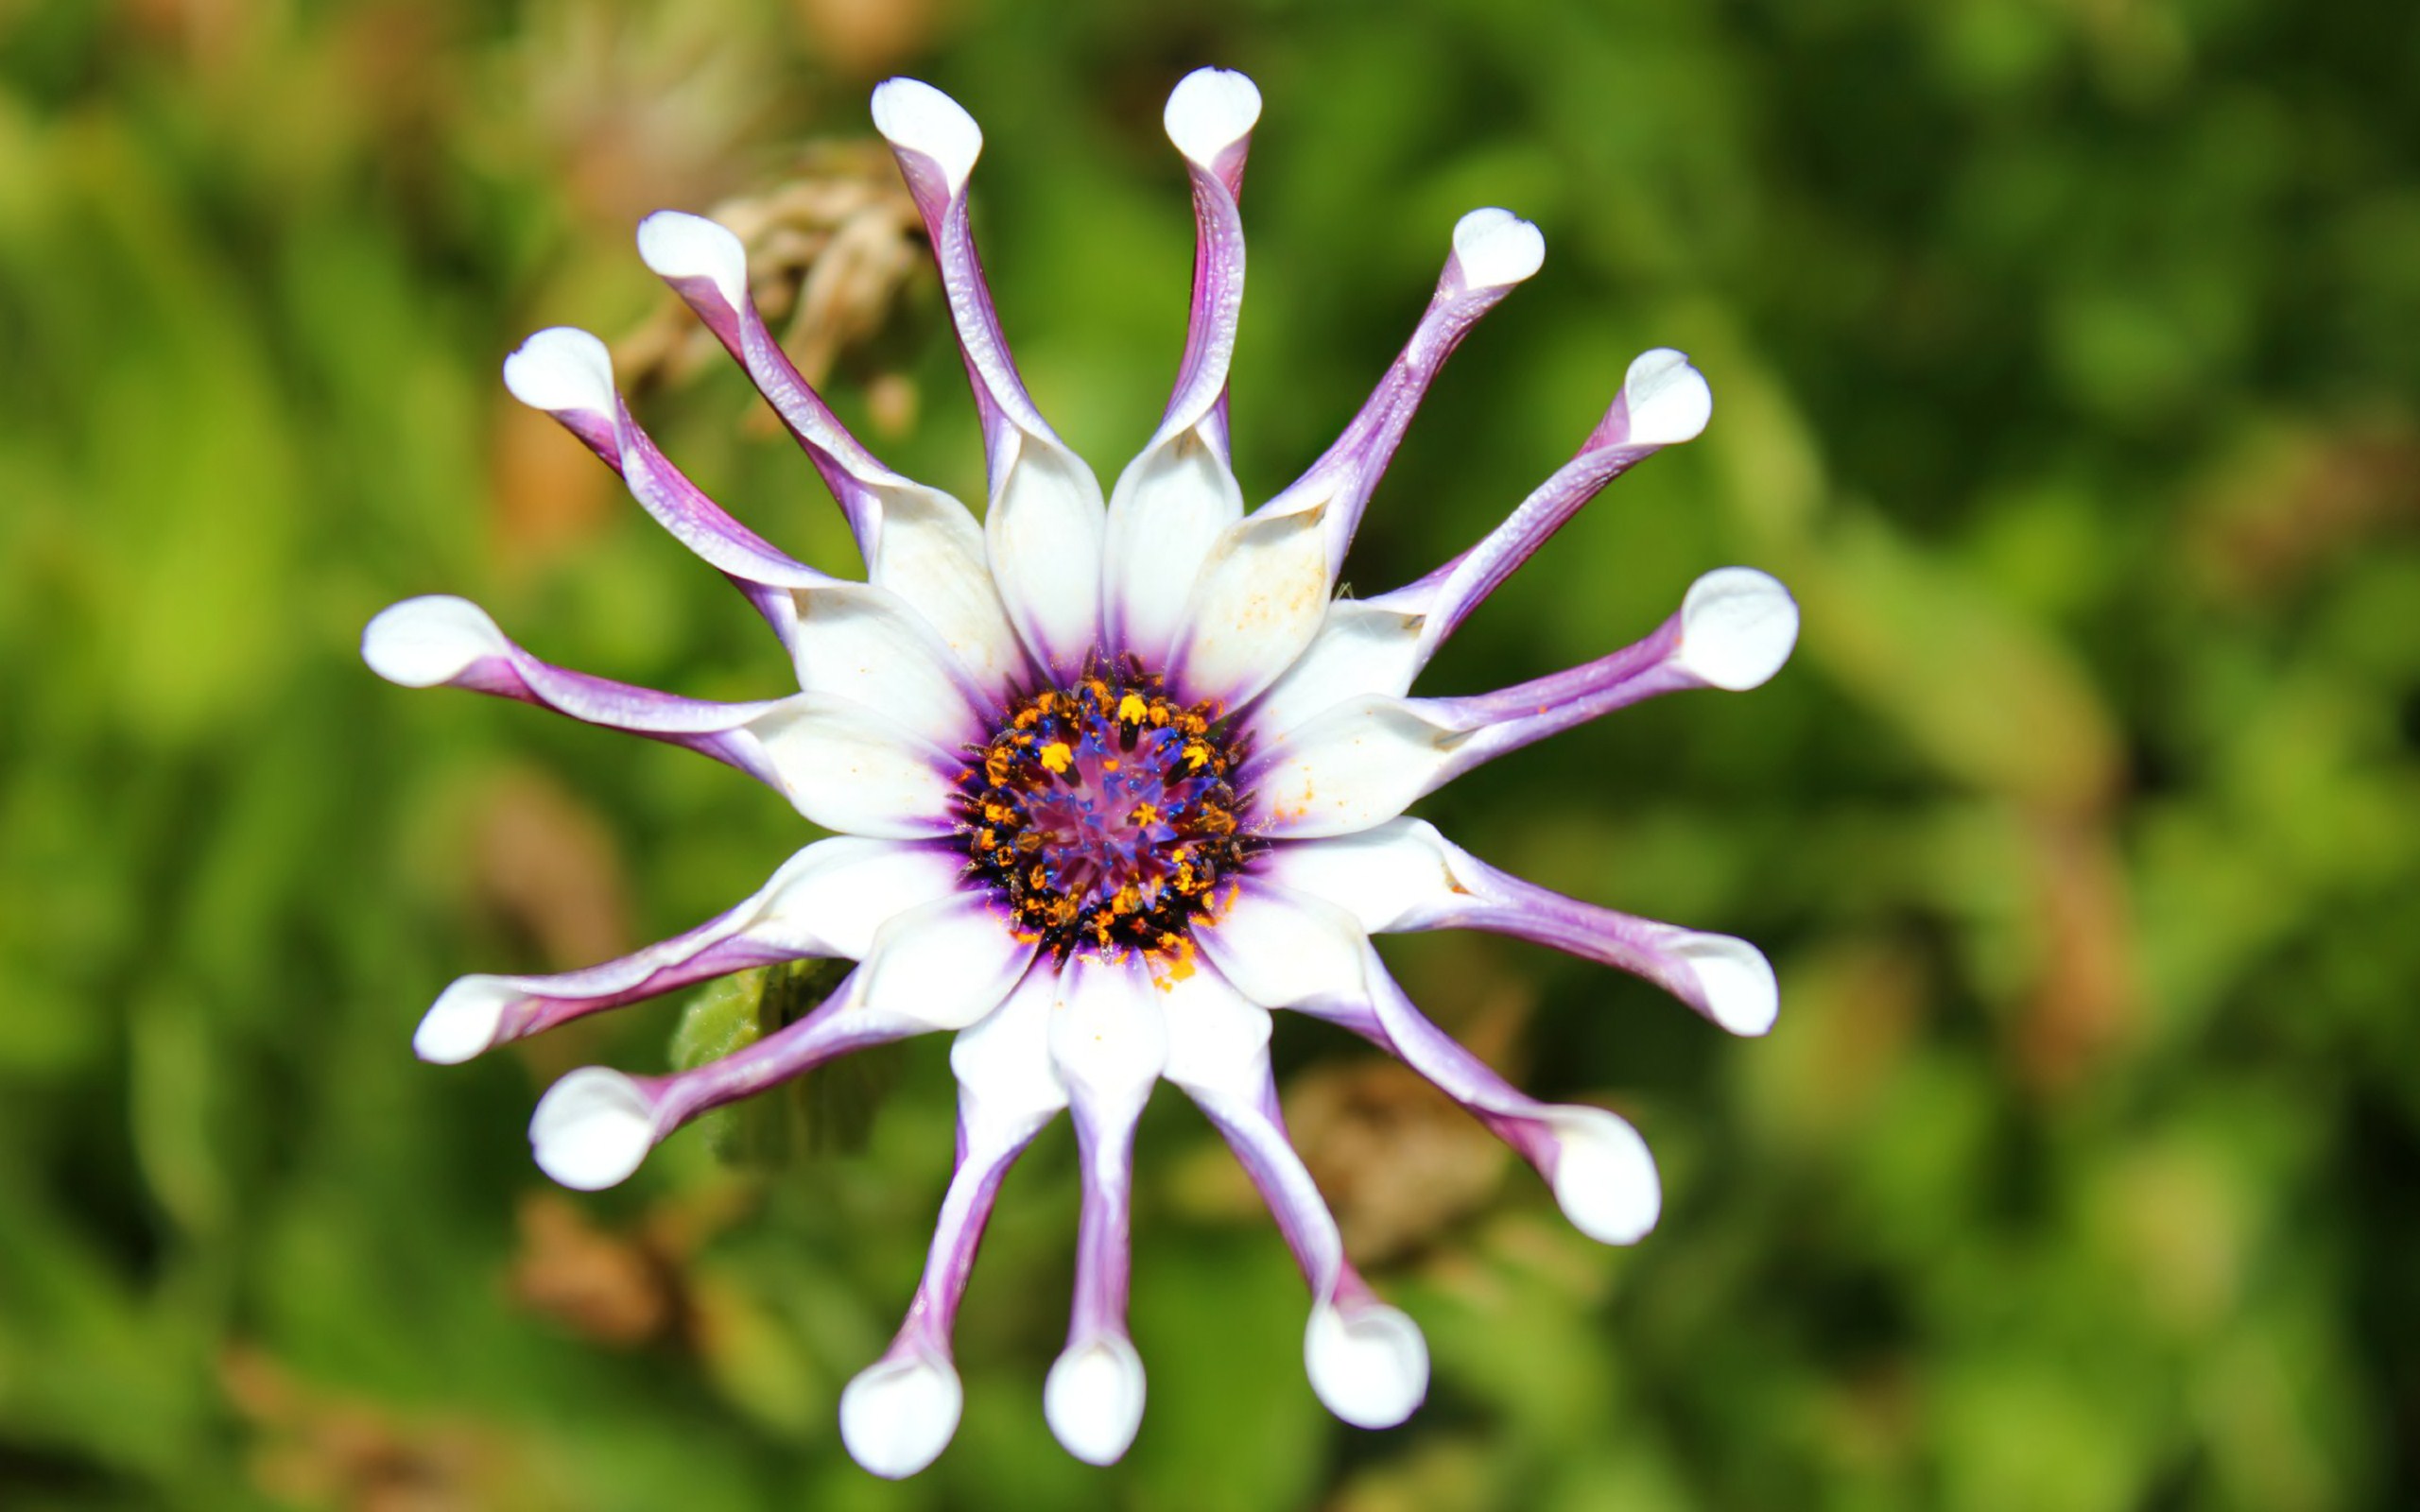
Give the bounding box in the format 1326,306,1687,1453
1183,741,1210,770
1117,693,1148,724
1040,741,1073,774
1129,802,1159,826
1102,759,1120,772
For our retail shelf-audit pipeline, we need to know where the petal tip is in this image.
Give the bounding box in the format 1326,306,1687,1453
872,77,983,190
1675,567,1798,692
839,1350,964,1479
413,976,516,1063
528,1068,656,1191
361,595,506,688
636,210,750,309
1670,932,1778,1036
1450,207,1545,290
1620,348,1714,447
1164,67,1262,167
1547,1106,1662,1245
1305,1300,1428,1429
502,325,616,418
1044,1335,1146,1466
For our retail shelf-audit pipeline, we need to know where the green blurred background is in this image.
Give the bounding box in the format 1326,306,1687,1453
5,0,2417,1507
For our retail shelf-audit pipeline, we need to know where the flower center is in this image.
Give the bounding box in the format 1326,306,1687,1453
959,665,1253,961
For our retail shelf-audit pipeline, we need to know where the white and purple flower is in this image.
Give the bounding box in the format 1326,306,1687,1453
366,69,1795,1477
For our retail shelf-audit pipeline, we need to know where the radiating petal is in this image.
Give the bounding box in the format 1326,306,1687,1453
1161,968,1428,1429
847,970,1063,1479
874,77,1109,678
1236,597,1427,744
1102,68,1259,663
1036,954,1159,1466
1239,696,1469,839
1166,501,1333,711
1262,819,1778,1036
635,209,1031,699
362,594,794,791
527,971,928,1190
416,837,962,1062
1256,208,1544,581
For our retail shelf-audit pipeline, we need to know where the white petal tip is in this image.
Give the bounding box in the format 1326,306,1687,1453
635,210,750,309
839,1351,963,1479
1547,1106,1662,1245
872,77,982,190
1164,68,1262,167
1670,933,1778,1036
413,976,518,1064
1450,208,1546,290
1620,348,1714,447
1044,1336,1146,1466
1305,1301,1428,1429
528,1068,657,1191
1675,567,1799,692
361,595,508,688
501,326,616,418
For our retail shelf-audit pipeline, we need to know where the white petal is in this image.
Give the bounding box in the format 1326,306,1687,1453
789,582,985,747
856,893,1035,1031
1169,504,1333,709
1245,696,1467,839
361,595,508,687
528,1069,656,1191
1163,68,1261,167
1045,1335,1147,1467
949,966,1067,1127
745,696,959,838
1046,958,1167,1108
1156,969,1272,1095
1305,1300,1428,1430
633,209,750,311
1241,599,1426,743
1103,431,1245,666
746,837,965,960
1544,1105,1661,1245
838,1350,963,1480
1194,881,1368,1011
986,438,1108,677
1672,568,1798,692
1668,932,1779,1037
1256,819,1477,935
413,976,517,1065
871,77,983,192
1449,208,1545,290
861,487,1028,696
1618,347,1713,446
501,326,615,417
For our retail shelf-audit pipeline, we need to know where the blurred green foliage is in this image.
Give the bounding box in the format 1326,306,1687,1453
4,0,2417,1507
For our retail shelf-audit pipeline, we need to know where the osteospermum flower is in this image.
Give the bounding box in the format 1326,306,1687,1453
365,70,1797,1476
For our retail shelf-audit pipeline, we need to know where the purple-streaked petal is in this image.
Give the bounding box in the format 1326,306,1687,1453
873,77,1108,679
527,969,927,1190
414,837,964,1064
844,968,1065,1479
1239,351,1714,743
1260,819,1780,1037
1165,504,1333,711
1159,968,1427,1428
1302,949,1662,1246
361,594,793,791
1040,954,1161,1466
1255,209,1545,582
635,211,1028,699
1395,348,1713,655
502,327,826,649
1242,567,1800,837
1102,68,1259,664
854,890,1040,1031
